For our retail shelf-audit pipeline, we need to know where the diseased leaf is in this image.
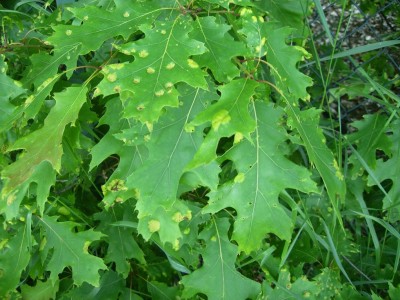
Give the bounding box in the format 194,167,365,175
188,78,258,168
1,86,88,217
47,1,162,55
204,102,317,253
96,18,207,123
181,218,260,300
39,215,107,286
125,85,217,247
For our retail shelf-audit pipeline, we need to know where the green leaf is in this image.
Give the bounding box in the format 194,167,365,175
254,0,311,33
190,16,248,82
96,18,207,123
0,223,30,296
367,120,400,221
64,270,128,300
47,1,162,55
348,113,392,178
125,85,216,247
95,202,145,278
39,215,107,286
1,86,88,216
262,23,312,102
22,44,81,90
204,102,317,253
21,280,59,300
181,218,260,300
0,55,26,131
188,78,258,168
286,106,346,222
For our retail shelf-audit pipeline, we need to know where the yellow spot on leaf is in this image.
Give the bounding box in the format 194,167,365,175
147,67,155,74
234,132,243,144
172,239,180,251
83,15,89,21
109,63,124,70
234,173,245,183
187,59,199,69
107,73,117,82
161,29,167,35
155,89,165,97
148,220,160,233
137,104,145,111
133,77,141,84
211,236,217,241
83,241,91,253
212,110,231,131
184,124,195,133
164,82,173,89
333,160,344,180
166,62,175,70
123,11,130,18
139,50,149,58
172,212,183,223
65,29,72,36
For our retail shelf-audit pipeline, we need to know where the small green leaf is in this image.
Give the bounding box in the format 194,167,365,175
181,218,260,299
39,215,107,286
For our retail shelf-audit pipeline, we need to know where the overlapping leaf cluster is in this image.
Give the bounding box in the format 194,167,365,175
1,0,399,298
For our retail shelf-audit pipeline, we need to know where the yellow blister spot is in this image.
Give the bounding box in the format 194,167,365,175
164,82,173,89
234,173,245,183
107,73,117,82
113,85,121,92
161,29,167,35
234,132,243,144
187,59,199,69
139,50,149,58
172,212,183,223
83,241,91,253
166,62,175,70
147,67,155,74
109,63,124,70
123,11,130,18
211,236,217,241
65,29,72,36
172,239,180,251
83,15,89,21
137,104,145,111
148,219,160,233
133,77,141,84
184,124,195,133
155,89,165,97
212,110,231,131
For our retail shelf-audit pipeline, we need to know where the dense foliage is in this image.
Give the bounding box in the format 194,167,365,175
0,0,399,298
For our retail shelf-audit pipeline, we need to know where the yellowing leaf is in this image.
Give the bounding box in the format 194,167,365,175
1,86,88,217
